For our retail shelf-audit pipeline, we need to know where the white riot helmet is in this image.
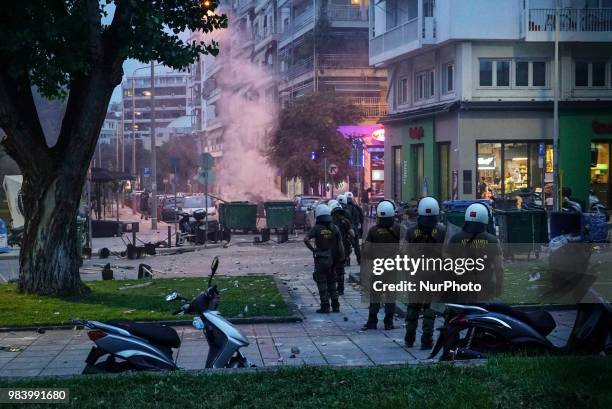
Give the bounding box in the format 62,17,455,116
376,200,395,218
328,199,340,209
417,196,440,227
337,194,347,206
345,191,354,203
315,204,332,224
417,197,440,217
464,203,490,233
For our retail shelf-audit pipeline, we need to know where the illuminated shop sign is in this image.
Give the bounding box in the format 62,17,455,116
592,121,612,134
409,126,424,140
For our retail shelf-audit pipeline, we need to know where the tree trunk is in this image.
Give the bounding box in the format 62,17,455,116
17,172,89,296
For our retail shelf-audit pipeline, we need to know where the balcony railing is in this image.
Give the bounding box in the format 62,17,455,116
369,18,419,59
326,4,366,21
349,97,388,119
318,53,370,69
281,7,315,40
528,8,612,32
282,56,314,81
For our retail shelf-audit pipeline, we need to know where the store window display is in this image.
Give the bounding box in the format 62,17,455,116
477,141,553,200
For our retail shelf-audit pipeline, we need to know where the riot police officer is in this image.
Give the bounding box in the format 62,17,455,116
447,203,504,302
304,204,345,313
346,192,363,265
362,200,400,331
404,196,446,349
328,200,354,295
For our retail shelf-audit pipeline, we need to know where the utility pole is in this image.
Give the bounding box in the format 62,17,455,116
121,94,125,172
552,0,560,211
150,61,158,230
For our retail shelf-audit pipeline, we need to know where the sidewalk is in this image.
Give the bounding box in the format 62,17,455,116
0,240,577,377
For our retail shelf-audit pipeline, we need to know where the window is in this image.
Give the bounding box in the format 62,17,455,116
496,61,510,87
480,60,511,87
516,61,529,87
480,60,492,86
411,144,425,198
438,143,451,201
397,77,409,105
415,69,435,101
593,62,606,87
443,63,455,93
532,61,546,87
575,62,589,86
575,61,608,87
516,61,547,87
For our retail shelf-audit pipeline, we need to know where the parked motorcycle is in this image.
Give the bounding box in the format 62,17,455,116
429,296,612,361
75,256,252,373
177,209,207,245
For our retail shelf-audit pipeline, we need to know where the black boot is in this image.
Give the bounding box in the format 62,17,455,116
384,315,395,330
316,304,331,314
404,334,415,348
331,300,340,313
420,336,433,350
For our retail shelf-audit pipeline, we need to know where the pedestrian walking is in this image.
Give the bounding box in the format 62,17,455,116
140,189,150,220
345,192,363,265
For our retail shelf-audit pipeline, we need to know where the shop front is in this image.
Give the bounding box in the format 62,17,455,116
559,111,612,207
399,118,436,201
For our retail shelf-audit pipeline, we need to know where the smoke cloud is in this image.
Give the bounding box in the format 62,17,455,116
204,13,286,202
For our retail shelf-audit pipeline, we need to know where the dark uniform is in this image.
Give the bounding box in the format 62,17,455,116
346,200,364,264
331,208,354,295
447,227,503,302
404,222,446,348
304,221,345,313
363,220,401,330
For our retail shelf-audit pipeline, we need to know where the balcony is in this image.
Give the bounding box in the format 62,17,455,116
349,97,388,120
280,7,315,42
369,18,419,66
318,53,370,69
326,4,367,22
281,56,314,81
525,8,612,41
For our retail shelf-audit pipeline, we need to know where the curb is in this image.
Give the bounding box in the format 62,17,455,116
348,271,577,315
0,315,302,333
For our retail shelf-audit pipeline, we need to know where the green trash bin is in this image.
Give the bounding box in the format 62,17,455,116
264,200,295,231
444,210,496,235
219,201,258,233
495,209,548,259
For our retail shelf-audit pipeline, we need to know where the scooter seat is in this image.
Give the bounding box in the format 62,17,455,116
481,303,556,337
108,321,181,348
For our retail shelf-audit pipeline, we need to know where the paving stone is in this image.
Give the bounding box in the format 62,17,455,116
39,367,83,376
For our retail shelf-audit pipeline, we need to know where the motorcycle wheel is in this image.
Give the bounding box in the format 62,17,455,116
82,358,134,374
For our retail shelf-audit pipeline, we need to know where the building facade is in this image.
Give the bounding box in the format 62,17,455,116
121,71,190,149
371,0,612,207
188,0,389,197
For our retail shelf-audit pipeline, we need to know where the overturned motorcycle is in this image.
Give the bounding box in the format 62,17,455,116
75,256,253,373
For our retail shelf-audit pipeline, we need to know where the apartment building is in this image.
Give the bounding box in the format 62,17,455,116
370,0,612,206
121,71,189,148
189,0,389,195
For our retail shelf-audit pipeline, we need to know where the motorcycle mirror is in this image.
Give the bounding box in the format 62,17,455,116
209,256,219,287
165,292,179,302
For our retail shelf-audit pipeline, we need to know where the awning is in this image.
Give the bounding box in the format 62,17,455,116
379,101,459,124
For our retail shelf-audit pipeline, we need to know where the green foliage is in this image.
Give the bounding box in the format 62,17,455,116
1,357,610,408
268,93,362,189
156,134,199,192
0,276,290,327
0,0,228,99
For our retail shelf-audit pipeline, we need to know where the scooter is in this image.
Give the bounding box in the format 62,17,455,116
75,256,252,373
429,296,612,361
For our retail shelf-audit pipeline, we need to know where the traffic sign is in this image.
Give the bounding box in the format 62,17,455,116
144,167,150,177
329,164,338,175
199,153,215,171
197,168,215,185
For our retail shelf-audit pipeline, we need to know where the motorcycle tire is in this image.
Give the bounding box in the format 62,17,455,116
82,359,134,374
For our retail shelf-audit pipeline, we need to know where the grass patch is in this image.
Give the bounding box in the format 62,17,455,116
0,276,290,328
0,356,610,408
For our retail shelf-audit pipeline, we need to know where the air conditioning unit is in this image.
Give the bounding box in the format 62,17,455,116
423,17,436,44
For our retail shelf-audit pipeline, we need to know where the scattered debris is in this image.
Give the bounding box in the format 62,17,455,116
0,345,25,352
290,346,300,355
118,281,153,291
